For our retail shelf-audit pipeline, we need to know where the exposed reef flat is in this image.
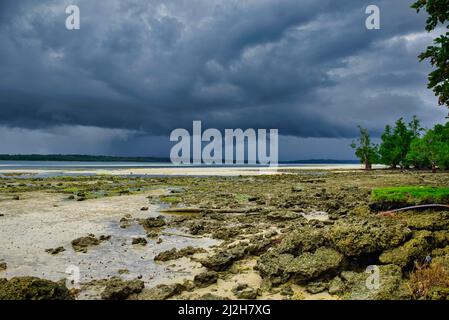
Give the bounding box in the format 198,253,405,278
1,169,449,300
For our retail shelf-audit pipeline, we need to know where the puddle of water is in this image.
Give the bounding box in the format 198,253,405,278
0,193,219,296
301,211,329,221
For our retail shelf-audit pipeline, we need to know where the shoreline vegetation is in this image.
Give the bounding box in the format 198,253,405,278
352,117,449,171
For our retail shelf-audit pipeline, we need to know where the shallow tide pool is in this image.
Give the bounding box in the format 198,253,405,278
0,192,218,296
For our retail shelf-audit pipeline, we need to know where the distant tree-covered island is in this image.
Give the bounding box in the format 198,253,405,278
0,154,170,162
0,154,359,164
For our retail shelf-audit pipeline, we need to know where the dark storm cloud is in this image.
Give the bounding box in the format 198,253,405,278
0,0,446,146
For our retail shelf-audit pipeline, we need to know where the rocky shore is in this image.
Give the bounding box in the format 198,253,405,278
1,170,449,300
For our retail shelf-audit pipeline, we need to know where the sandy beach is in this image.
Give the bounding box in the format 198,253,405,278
0,164,385,177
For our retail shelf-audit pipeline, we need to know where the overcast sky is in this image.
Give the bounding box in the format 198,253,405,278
0,0,446,160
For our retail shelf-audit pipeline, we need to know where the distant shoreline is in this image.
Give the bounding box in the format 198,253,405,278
0,154,359,164
0,163,384,178
0,154,169,163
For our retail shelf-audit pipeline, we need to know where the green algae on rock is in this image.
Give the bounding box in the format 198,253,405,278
256,252,294,285
154,246,206,262
328,276,345,295
396,211,449,231
305,280,328,294
100,278,144,300
427,286,449,300
266,210,304,221
275,226,328,255
232,283,260,299
45,246,66,255
131,237,148,246
286,247,344,282
379,230,433,268
433,254,449,270
432,246,449,257
200,251,237,272
339,265,409,300
329,217,412,256
200,237,272,272
135,283,184,300
141,216,166,230
193,271,218,288
0,277,72,300
71,234,109,253
211,227,239,240
433,230,449,248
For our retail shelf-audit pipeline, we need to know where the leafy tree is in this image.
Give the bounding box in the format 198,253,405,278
379,117,422,168
412,0,449,107
394,118,413,168
407,122,449,172
408,115,424,138
379,125,399,168
407,136,432,170
351,126,379,170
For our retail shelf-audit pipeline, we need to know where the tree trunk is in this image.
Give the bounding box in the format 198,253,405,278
365,160,372,170
431,162,437,173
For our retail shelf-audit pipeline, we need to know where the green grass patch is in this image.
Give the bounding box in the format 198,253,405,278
61,187,79,194
234,193,251,203
161,196,181,204
371,186,449,203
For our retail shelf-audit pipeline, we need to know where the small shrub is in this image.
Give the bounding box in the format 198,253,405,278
408,262,449,300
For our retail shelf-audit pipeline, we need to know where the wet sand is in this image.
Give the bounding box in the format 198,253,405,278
0,192,218,299
0,164,385,177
